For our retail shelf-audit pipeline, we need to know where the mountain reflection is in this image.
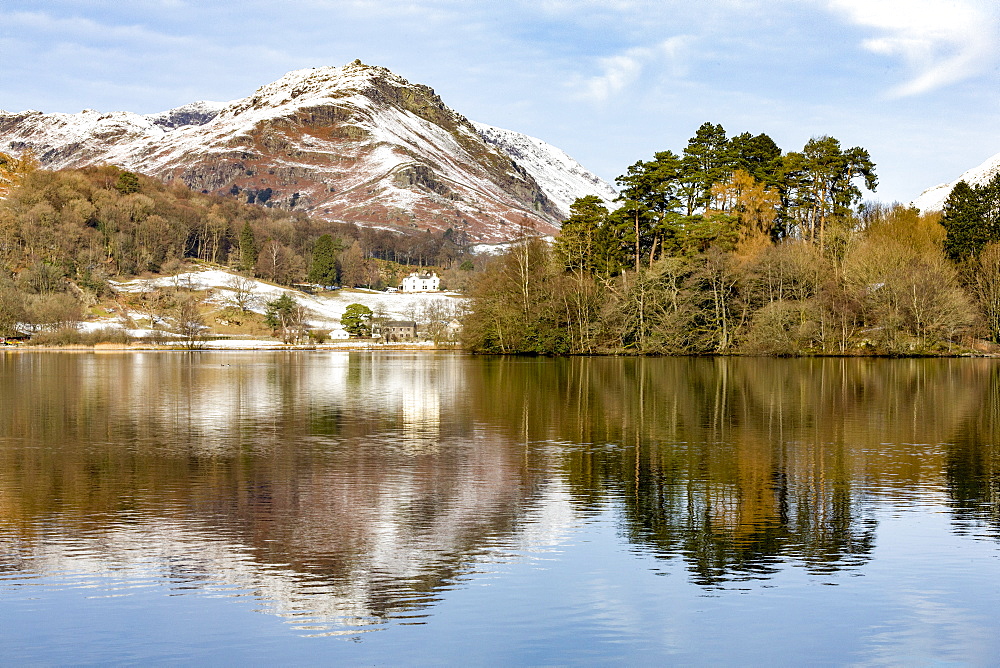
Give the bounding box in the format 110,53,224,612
1,353,999,626
0,352,554,633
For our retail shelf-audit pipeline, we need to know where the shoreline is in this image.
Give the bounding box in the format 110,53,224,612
3,342,997,358
2,341,462,352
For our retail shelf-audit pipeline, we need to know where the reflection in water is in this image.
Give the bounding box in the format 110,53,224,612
1,353,1000,639
0,352,556,635
468,357,998,583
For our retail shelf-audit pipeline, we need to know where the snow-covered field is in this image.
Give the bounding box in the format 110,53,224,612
90,268,466,345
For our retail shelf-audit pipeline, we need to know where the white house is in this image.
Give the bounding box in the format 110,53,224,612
401,271,440,292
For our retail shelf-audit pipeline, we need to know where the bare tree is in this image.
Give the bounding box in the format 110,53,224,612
975,242,1000,343
226,275,259,313
174,294,206,349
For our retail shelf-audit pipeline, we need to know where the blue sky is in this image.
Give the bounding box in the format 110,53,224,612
2,0,999,204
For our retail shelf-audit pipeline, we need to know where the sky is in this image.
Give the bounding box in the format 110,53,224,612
2,0,999,204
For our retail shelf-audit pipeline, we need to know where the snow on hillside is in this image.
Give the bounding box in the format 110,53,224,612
473,122,617,218
912,151,1000,212
104,268,465,342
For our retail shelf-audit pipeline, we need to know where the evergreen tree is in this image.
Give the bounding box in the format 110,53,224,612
555,196,623,276
729,132,783,188
783,136,877,248
614,151,682,269
308,234,341,286
941,179,995,262
979,173,1000,249
341,303,372,337
680,122,733,215
239,222,258,272
115,171,141,195
264,293,306,343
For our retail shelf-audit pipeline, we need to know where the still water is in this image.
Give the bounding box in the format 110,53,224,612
2,352,1000,664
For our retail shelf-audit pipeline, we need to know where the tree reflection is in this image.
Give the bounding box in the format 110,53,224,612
944,364,1000,532
1,352,999,623
468,356,993,582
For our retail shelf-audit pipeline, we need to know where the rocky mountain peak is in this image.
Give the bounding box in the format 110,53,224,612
0,61,615,242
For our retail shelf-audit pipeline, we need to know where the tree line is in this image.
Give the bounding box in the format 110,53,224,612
463,122,997,356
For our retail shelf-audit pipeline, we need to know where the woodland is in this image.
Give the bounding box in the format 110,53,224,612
462,122,1000,355
0,156,474,339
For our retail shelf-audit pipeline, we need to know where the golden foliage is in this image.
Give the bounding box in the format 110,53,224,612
0,149,40,198
859,203,945,255
707,169,781,239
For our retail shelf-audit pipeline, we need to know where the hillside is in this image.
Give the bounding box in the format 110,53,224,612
99,267,465,346
0,61,615,242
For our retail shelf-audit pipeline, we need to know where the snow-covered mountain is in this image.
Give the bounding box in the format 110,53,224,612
912,151,1000,212
0,62,615,242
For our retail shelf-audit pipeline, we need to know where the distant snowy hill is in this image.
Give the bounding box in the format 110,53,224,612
912,151,1000,212
472,123,616,215
0,62,615,242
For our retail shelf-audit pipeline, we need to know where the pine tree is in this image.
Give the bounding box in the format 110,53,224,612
115,171,141,194
239,223,258,272
308,234,341,286
729,132,783,188
680,122,733,215
341,303,372,337
783,136,877,248
614,151,682,268
555,195,621,276
264,293,306,343
941,180,991,262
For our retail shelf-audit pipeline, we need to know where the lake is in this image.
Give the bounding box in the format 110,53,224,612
2,352,1000,665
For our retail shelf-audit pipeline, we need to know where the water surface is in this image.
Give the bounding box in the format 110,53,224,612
2,352,1000,664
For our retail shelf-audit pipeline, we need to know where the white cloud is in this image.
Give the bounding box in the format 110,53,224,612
824,0,1000,96
580,51,644,102
575,36,693,103
2,10,192,47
